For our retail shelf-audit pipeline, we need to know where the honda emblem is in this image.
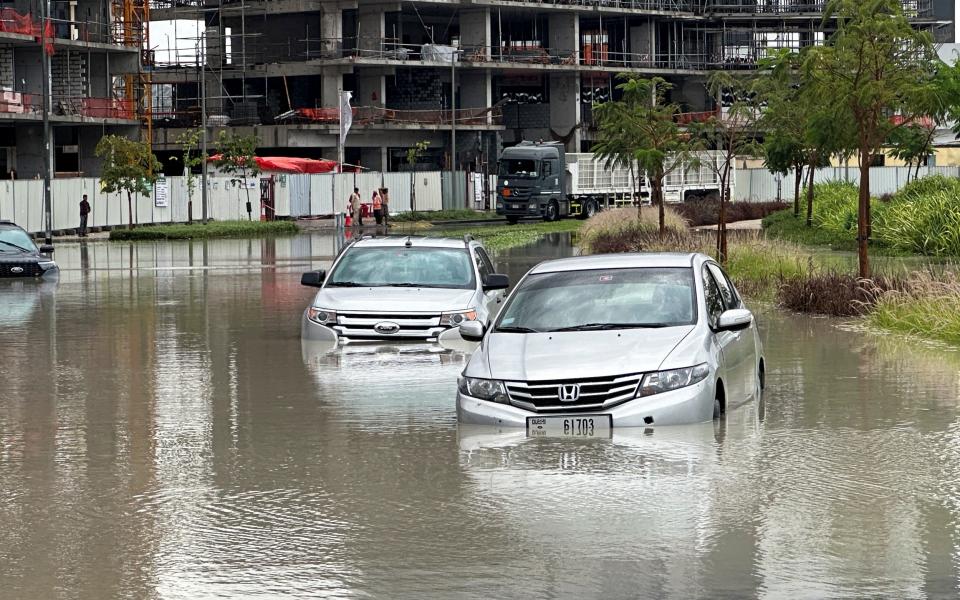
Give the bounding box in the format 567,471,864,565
558,384,580,402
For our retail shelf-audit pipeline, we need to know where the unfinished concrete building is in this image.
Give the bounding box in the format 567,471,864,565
2,0,147,178
148,0,948,173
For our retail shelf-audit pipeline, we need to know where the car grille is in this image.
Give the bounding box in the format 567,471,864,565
0,261,43,278
505,372,644,413
333,312,446,340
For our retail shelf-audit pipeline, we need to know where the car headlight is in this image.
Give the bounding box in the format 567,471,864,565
440,309,478,327
638,363,710,397
307,307,338,325
458,376,509,404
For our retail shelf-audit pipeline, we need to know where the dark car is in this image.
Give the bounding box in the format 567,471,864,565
0,221,58,279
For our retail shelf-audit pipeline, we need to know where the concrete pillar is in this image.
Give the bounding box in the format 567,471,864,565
321,5,342,57
459,71,492,122
204,26,224,115
359,147,384,171
548,13,578,60
549,73,580,152
15,124,46,178
358,6,384,55
321,73,340,108
460,8,491,57
630,20,655,63
357,72,385,107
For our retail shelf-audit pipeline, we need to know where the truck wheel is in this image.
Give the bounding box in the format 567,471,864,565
506,216,519,225
585,200,598,218
544,200,559,222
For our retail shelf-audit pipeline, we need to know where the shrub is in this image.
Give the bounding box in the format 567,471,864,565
580,207,688,254
777,272,909,317
870,272,960,343
875,191,960,256
390,209,498,223
809,181,861,234
672,200,789,227
890,174,960,203
109,220,298,240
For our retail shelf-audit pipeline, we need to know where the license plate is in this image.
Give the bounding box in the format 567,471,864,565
511,203,520,209
526,415,612,438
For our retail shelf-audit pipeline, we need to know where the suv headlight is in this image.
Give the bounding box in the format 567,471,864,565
639,364,710,397
307,307,338,325
440,309,478,327
458,376,509,404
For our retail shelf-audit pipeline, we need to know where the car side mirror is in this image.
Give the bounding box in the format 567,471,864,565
717,308,753,332
482,273,510,291
300,270,326,288
39,244,54,254
459,320,486,342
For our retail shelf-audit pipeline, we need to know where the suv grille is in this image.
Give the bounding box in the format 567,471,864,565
333,312,445,340
0,261,43,278
505,372,644,413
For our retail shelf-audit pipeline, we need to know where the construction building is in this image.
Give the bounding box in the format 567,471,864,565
147,0,950,175
2,0,149,178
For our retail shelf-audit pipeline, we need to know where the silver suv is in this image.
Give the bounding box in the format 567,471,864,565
456,253,764,433
300,236,509,344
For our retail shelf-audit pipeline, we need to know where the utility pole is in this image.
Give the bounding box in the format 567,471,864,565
449,48,457,208
200,29,208,224
40,0,53,244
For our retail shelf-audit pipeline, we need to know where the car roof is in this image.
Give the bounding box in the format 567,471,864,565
349,236,476,250
528,252,709,274
0,220,24,230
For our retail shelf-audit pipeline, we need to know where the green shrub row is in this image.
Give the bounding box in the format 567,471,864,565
389,209,499,223
109,220,299,241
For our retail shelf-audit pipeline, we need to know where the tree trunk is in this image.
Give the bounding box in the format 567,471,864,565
411,171,416,212
793,164,803,218
127,190,134,229
857,149,871,279
717,165,729,264
655,177,665,236
805,154,816,227
915,160,922,183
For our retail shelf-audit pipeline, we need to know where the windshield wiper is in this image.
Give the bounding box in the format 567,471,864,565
495,326,541,333
381,283,453,288
0,239,30,253
326,281,367,287
550,323,671,332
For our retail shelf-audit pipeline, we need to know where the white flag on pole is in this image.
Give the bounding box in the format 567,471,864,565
339,91,353,146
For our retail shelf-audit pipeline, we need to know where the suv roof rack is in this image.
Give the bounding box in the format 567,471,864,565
463,234,474,246
0,219,11,225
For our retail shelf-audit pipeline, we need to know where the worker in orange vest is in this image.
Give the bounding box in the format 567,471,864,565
372,188,383,225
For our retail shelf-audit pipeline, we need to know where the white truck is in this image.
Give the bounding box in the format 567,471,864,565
495,141,729,222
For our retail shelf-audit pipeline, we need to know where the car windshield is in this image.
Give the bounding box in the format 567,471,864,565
498,159,538,178
496,267,696,332
327,246,476,290
0,227,36,253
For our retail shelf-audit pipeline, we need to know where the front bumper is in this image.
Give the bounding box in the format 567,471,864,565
301,312,474,349
496,200,541,216
456,378,715,428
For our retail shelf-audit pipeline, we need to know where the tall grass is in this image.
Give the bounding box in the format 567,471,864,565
875,191,960,256
870,273,960,344
580,207,688,254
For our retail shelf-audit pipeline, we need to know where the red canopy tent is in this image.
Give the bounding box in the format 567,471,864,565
208,155,340,173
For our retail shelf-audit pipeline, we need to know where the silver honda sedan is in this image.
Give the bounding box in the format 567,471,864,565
456,253,764,435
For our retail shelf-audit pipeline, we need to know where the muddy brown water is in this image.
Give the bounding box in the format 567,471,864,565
2,232,960,599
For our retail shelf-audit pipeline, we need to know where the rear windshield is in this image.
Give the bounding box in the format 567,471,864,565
497,267,696,332
0,227,37,254
327,246,476,290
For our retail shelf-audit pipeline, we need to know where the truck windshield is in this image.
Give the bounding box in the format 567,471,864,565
326,247,477,290
498,159,538,178
496,267,696,332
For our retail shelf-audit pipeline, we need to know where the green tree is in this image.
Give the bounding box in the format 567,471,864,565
888,123,935,183
213,131,261,220
594,75,691,234
175,128,205,223
94,135,162,230
693,72,761,263
406,140,430,212
803,0,943,278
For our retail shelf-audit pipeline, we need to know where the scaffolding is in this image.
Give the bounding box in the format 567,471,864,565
112,0,153,141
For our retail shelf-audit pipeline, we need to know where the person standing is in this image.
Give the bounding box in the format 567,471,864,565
372,187,383,225
380,187,390,229
79,194,91,237
349,187,362,227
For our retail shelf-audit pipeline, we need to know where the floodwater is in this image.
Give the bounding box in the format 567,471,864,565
2,232,960,599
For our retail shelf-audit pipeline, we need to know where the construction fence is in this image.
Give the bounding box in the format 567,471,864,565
0,171,448,234
734,166,960,203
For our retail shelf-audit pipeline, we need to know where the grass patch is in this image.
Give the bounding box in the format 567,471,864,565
580,207,689,254
761,210,911,256
389,209,500,223
869,273,960,344
109,220,299,241
427,219,582,252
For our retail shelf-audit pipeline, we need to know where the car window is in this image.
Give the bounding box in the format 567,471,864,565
0,227,37,253
707,263,741,310
496,267,696,332
474,247,495,280
327,247,476,290
702,266,725,329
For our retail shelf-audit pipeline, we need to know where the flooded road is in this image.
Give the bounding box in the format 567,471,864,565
2,232,960,599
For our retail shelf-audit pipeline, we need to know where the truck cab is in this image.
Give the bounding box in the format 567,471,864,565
495,141,567,223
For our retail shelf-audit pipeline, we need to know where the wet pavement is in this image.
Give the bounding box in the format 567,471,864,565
2,232,960,599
